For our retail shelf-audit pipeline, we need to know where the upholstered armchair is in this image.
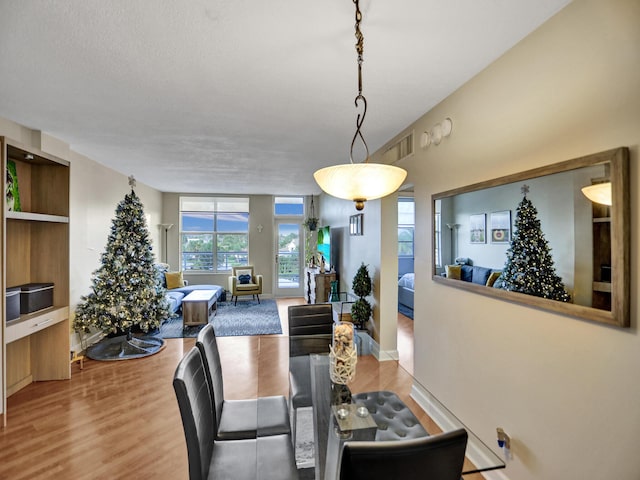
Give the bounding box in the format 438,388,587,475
228,265,263,305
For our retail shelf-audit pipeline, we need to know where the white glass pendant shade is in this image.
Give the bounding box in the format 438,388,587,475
314,163,407,210
581,182,612,206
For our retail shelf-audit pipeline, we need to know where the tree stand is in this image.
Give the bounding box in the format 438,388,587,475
87,329,165,361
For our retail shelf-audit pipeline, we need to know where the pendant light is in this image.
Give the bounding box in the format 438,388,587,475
313,0,407,211
581,182,612,206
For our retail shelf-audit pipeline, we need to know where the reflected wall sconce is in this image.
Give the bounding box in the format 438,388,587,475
420,118,453,149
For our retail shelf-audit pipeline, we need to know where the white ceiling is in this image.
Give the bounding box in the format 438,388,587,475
0,0,571,195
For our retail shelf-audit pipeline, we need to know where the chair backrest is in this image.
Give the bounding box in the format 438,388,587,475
173,347,216,480
231,265,255,278
196,324,224,429
338,428,468,480
288,304,334,357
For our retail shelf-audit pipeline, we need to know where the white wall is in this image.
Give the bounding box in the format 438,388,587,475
69,152,163,308
319,194,381,300
318,193,399,357
374,1,639,478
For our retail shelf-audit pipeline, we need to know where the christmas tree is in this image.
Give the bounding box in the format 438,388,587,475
500,185,570,302
74,180,170,337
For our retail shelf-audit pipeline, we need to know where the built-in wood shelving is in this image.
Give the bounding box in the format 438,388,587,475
1,137,71,426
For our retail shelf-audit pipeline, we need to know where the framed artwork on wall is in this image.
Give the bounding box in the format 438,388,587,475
469,213,486,244
490,210,511,243
349,213,363,236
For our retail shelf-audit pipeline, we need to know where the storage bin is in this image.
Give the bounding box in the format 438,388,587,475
19,282,54,314
6,286,21,321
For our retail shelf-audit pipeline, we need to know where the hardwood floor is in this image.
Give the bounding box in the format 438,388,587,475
0,337,193,479
0,298,482,480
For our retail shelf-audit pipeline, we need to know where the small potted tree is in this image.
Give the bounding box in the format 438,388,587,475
351,263,372,329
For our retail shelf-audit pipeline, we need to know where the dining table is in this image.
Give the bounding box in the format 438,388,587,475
306,353,506,480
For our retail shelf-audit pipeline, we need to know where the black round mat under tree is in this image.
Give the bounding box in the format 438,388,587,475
87,332,165,361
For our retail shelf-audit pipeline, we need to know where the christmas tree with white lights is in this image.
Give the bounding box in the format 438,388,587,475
74,178,169,336
500,185,570,302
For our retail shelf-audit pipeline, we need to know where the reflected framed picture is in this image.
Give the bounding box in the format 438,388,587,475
349,213,363,236
490,210,511,244
469,213,486,244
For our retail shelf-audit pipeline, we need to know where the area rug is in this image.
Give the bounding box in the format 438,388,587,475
398,303,414,320
157,299,283,338
295,407,315,469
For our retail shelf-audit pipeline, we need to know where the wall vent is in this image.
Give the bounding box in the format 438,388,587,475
382,132,413,164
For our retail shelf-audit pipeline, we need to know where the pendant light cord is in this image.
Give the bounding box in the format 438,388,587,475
350,0,369,165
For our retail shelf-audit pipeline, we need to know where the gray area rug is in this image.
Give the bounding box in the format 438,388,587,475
86,334,165,361
157,299,282,338
295,407,315,469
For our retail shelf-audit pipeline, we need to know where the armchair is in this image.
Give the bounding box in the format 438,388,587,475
228,265,263,306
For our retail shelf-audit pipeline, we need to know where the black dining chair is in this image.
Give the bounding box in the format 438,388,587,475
338,428,469,480
196,324,290,440
173,347,298,480
287,303,334,445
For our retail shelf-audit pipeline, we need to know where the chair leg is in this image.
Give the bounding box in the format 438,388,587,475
256,294,260,304
291,405,298,448
234,295,237,306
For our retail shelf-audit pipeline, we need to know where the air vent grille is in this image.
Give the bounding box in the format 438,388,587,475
382,132,413,164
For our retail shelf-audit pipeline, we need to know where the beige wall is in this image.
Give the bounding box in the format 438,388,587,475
376,0,639,478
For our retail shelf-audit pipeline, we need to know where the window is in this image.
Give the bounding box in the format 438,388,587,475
180,197,249,272
398,198,415,257
274,196,304,216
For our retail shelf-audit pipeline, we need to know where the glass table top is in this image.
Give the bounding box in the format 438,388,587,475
306,353,506,479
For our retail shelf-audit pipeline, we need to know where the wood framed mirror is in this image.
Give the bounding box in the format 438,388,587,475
432,147,629,327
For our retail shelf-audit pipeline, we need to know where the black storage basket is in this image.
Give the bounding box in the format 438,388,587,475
19,283,54,314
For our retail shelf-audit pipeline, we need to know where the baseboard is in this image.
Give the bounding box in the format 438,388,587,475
70,330,103,355
481,468,511,480
411,383,510,480
377,349,399,361
356,332,398,361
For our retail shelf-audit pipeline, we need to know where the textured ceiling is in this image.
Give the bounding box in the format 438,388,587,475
0,0,571,195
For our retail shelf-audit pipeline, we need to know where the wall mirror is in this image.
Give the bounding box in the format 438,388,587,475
432,147,629,327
